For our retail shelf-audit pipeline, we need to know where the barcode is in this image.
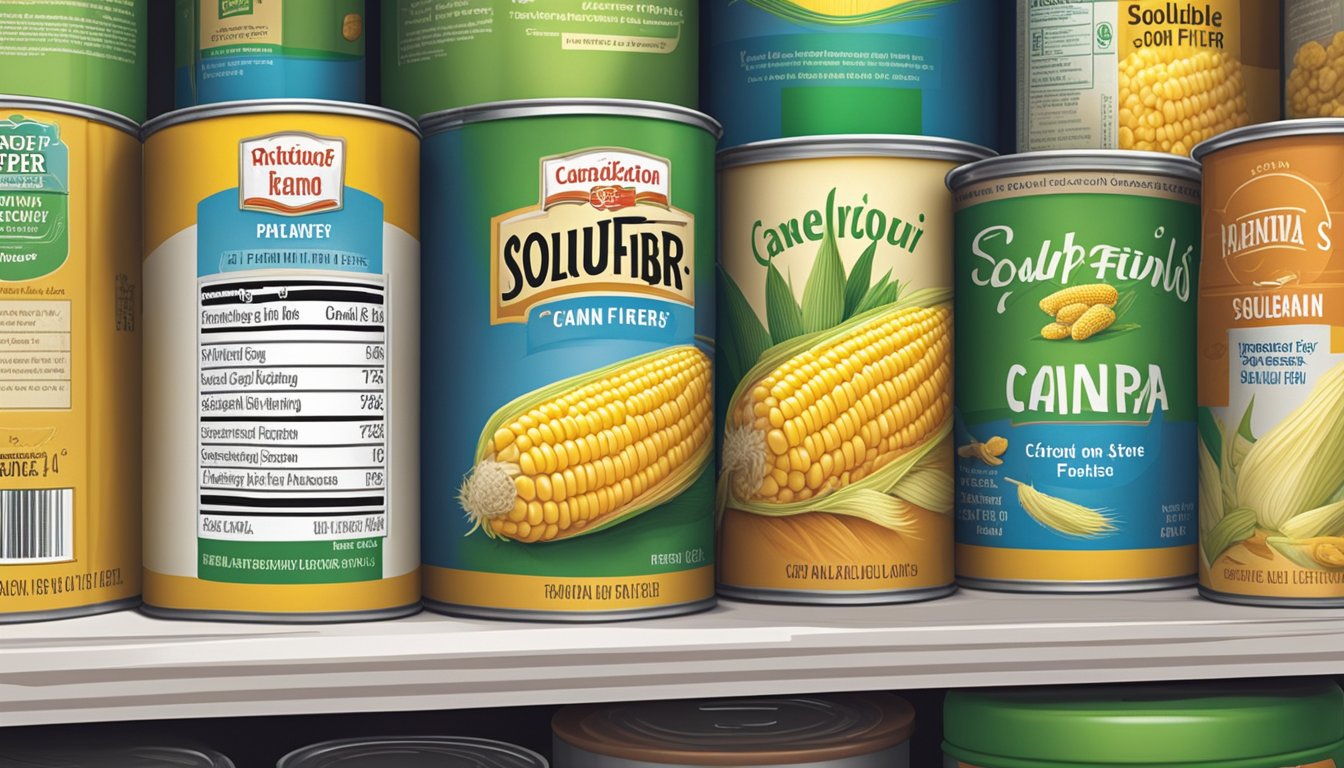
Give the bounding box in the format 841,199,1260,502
0,489,73,564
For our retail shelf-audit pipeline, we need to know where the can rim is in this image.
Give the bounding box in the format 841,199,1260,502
0,94,138,135
141,100,420,140
418,98,723,139
946,149,1201,189
1192,118,1344,160
717,134,996,168
277,737,549,768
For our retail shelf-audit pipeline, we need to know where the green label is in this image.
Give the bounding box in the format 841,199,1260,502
199,539,383,584
0,116,68,283
219,0,253,18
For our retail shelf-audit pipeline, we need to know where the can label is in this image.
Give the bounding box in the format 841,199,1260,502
1199,136,1344,601
143,112,419,615
0,108,139,617
1017,0,1279,155
953,170,1199,584
1284,0,1344,118
424,120,716,616
716,156,955,597
706,0,999,149
949,762,1335,768
0,1,146,122
382,0,696,118
175,0,365,107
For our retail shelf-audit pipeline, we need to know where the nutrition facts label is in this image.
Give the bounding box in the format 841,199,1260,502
196,276,389,546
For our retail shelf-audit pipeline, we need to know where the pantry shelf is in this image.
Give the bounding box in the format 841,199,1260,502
2,588,1343,726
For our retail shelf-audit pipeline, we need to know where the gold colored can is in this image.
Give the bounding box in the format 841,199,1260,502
0,98,141,622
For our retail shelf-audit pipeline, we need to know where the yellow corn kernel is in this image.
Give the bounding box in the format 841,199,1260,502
1118,47,1249,155
725,305,950,503
1055,302,1090,325
984,436,1008,457
460,346,713,543
1039,284,1118,316
1287,33,1344,118
1041,322,1071,341
1071,305,1116,341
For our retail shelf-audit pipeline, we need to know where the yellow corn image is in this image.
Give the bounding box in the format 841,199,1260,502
1039,284,1118,316
1286,32,1344,118
1119,47,1249,155
1071,305,1116,341
1008,478,1118,537
459,346,713,543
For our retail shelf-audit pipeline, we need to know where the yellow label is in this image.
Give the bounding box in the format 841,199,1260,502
425,565,712,613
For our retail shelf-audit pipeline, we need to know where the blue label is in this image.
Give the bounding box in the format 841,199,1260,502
177,57,363,108
197,188,384,277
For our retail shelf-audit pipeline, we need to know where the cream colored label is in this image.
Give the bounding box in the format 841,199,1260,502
201,0,282,50
0,300,70,409
240,132,345,215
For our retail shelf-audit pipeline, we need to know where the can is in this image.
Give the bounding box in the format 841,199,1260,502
705,0,1002,150
1194,119,1344,607
1016,0,1280,156
175,0,366,108
943,679,1344,768
420,100,719,621
0,747,234,768
0,1,146,123
715,136,990,605
381,0,697,119
278,737,548,768
1284,1,1344,118
0,98,141,623
141,100,420,622
553,693,915,767
946,151,1200,592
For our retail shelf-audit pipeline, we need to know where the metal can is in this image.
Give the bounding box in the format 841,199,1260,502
381,0,697,119
553,693,915,767
0,98,141,623
716,136,990,605
947,151,1200,592
278,738,548,768
943,680,1344,768
141,100,420,622
1284,0,1344,118
705,0,1002,150
175,0,366,108
0,746,234,768
1194,120,1344,607
421,100,718,621
1016,0,1280,156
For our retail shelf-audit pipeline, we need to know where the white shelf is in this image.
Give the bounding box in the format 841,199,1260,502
2,589,1343,726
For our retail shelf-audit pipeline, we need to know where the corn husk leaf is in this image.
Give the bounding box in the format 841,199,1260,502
1198,431,1224,534
717,265,771,386
1267,536,1344,571
1202,507,1256,565
1113,289,1138,320
801,223,845,334
842,239,878,318
1223,398,1255,513
1280,499,1344,540
852,270,902,316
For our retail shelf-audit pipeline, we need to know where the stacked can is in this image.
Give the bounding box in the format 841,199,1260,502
0,2,146,622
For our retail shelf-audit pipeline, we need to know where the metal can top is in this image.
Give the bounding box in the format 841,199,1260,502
0,746,234,768
418,98,723,140
1192,118,1344,160
717,134,995,169
946,150,1201,191
552,694,915,765
140,100,420,141
0,95,138,136
277,738,548,768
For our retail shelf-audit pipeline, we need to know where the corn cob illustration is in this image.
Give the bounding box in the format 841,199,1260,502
459,346,712,543
1038,284,1122,341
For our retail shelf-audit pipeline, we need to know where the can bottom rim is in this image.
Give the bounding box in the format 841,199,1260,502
718,583,956,606
1198,586,1344,609
0,596,140,624
139,602,423,625
424,597,716,624
958,576,1195,594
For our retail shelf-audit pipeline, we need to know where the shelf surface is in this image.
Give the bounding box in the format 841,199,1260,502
2,588,1343,726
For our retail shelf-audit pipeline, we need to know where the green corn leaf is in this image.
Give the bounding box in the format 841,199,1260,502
1202,507,1257,565
801,226,845,333
851,270,893,316
843,239,878,318
717,265,771,382
765,261,804,343
1197,407,1224,466
1114,290,1138,319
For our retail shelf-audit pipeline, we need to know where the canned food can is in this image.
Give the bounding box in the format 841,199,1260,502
278,737,548,768
175,0,366,108
141,100,420,622
947,151,1200,592
0,746,234,768
381,1,697,119
705,0,1002,150
553,693,914,767
943,680,1344,768
716,136,991,605
1016,0,1280,156
0,98,141,623
0,1,146,122
421,100,718,621
1194,120,1344,607
1284,0,1344,118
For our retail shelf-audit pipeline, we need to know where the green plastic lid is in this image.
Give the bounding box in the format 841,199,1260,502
943,679,1344,766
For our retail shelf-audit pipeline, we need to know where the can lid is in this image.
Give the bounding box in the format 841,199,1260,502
0,746,234,768
1193,118,1344,160
946,149,1201,190
717,134,995,168
552,694,914,765
942,679,1344,765
0,95,138,136
418,99,722,139
277,737,548,768
141,100,420,140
